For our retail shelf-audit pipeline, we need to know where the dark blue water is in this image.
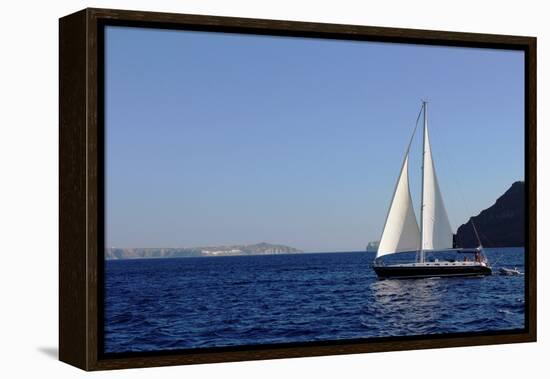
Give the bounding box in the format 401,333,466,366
104,248,525,353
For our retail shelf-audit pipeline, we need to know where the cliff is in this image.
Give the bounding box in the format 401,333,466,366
105,242,303,260
455,181,525,248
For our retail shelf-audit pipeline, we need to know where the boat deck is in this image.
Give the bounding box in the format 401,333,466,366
375,261,488,268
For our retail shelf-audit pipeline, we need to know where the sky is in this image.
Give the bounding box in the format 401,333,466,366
105,26,524,252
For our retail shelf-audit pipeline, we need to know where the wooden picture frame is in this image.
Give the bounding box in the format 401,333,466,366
59,7,536,371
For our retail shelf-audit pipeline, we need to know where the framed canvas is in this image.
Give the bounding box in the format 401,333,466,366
59,8,537,371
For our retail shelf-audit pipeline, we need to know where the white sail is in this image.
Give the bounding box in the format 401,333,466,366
377,154,421,258
421,115,453,251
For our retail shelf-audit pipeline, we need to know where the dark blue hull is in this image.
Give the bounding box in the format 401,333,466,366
373,264,492,279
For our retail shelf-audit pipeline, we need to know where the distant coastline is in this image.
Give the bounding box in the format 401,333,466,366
106,182,524,260
105,242,303,260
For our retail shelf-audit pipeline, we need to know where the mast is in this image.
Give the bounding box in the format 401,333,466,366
419,101,427,263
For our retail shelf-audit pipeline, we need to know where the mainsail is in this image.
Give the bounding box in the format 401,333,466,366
420,105,453,252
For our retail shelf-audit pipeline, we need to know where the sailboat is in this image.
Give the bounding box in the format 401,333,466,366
373,101,492,279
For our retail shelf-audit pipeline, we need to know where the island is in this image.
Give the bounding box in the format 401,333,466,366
366,241,380,252
105,242,303,260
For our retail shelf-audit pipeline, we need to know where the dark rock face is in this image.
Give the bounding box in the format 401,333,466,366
455,181,524,248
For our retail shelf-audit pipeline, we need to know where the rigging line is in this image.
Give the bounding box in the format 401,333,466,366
489,253,505,268
405,102,425,154
475,229,504,267
375,103,425,262
470,218,483,248
477,227,496,247
437,132,483,248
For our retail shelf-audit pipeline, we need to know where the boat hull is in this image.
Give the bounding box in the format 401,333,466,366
373,263,492,279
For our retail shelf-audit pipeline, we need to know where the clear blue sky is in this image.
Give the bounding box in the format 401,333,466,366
105,26,524,252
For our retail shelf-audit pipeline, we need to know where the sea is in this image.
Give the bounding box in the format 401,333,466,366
103,247,525,354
